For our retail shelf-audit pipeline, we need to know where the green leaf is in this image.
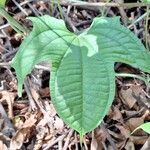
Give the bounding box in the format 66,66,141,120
142,0,150,3
0,0,6,7
133,122,150,134
11,15,150,135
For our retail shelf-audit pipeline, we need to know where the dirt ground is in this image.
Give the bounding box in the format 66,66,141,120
0,0,150,149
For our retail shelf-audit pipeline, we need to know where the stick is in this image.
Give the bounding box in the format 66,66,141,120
101,123,117,150
59,1,150,8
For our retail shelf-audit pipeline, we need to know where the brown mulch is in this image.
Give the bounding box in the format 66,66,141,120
0,0,150,149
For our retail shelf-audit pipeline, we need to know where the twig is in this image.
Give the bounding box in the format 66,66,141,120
83,136,88,150
115,73,148,85
59,1,150,8
132,92,150,110
11,0,28,16
43,133,68,150
128,9,150,29
0,102,15,136
75,132,79,150
145,5,150,50
0,23,9,30
58,140,63,150
27,2,42,16
24,78,37,110
101,123,117,150
62,129,74,150
0,7,29,35
20,0,150,8
0,62,11,66
59,4,77,32
115,0,128,26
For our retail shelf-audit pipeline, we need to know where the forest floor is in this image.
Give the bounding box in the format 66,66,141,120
0,0,150,150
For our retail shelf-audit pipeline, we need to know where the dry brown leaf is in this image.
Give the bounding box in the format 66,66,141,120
116,125,130,138
10,127,35,150
12,116,24,129
126,110,149,132
45,103,56,117
10,113,37,149
108,130,123,139
34,126,47,150
126,117,144,132
94,128,107,143
39,87,50,98
141,136,150,150
109,106,123,122
90,130,103,150
0,91,16,118
130,136,148,145
0,133,10,142
0,118,4,130
0,140,8,150
91,131,98,150
23,113,37,128
125,141,135,150
116,141,127,150
120,86,138,108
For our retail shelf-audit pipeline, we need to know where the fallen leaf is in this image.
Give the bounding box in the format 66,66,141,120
91,131,98,150
141,136,150,150
116,125,131,138
126,110,149,133
0,140,8,150
0,91,16,118
10,113,37,149
125,140,135,150
10,127,35,149
39,87,50,98
109,106,123,122
126,117,144,132
34,126,47,150
130,136,148,145
120,86,138,108
90,129,104,150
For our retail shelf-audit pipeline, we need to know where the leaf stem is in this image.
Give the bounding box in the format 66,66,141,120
0,7,29,35
115,73,149,85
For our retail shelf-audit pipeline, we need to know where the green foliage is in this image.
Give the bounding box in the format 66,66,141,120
11,15,150,135
132,122,150,134
142,0,150,3
0,0,6,7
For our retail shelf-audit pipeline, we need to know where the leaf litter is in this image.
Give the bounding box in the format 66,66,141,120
0,0,150,149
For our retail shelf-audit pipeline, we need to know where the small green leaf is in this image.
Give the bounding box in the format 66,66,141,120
11,15,150,135
0,0,6,7
141,0,150,3
132,122,150,134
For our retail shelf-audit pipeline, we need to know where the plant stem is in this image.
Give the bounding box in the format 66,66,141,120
57,0,64,20
0,7,29,35
115,73,149,85
145,5,150,50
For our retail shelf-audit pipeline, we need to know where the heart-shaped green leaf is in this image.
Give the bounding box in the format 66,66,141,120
11,15,150,135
